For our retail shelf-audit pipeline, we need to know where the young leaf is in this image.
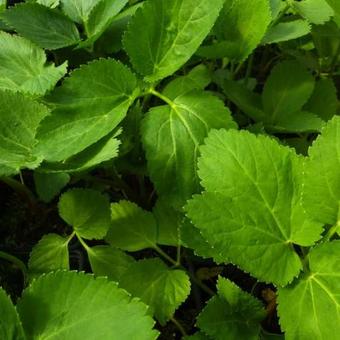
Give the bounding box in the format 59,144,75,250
106,200,157,251
17,271,158,339
0,288,25,340
0,32,67,95
119,258,191,325
88,245,135,281
35,59,138,162
60,0,100,23
278,241,340,339
123,0,225,82
163,64,211,100
293,0,334,25
262,20,311,45
199,0,271,61
34,171,70,202
197,277,265,340
142,90,236,207
58,189,111,240
303,78,338,121
2,3,80,49
186,129,322,285
28,233,70,280
302,116,340,225
0,91,49,176
31,0,60,8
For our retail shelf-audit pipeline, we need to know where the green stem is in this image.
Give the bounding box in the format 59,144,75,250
153,245,178,266
0,250,28,283
323,220,340,242
76,234,92,253
148,88,175,108
170,317,187,337
189,273,215,296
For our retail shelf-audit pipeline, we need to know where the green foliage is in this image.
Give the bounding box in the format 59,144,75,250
1,0,340,338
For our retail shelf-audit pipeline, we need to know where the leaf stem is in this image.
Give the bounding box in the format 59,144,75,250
323,220,340,242
170,317,187,337
153,245,179,266
148,88,175,108
76,234,92,253
0,250,28,283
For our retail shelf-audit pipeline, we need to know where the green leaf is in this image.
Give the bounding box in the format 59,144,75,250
153,198,181,247
302,116,340,225
119,258,191,324
88,245,135,281
221,78,266,122
34,171,70,202
0,288,25,340
2,3,80,49
142,90,236,207
58,189,111,240
39,131,121,173
17,271,158,339
197,277,265,340
325,0,340,16
293,0,334,25
123,0,224,82
35,59,138,162
60,0,100,23
28,233,70,280
31,0,60,8
186,129,322,285
0,91,49,176
80,0,128,47
163,64,211,100
106,200,157,251
262,61,316,128
278,241,340,339
262,20,311,45
184,333,212,340
200,0,271,61
0,32,67,95
304,78,338,121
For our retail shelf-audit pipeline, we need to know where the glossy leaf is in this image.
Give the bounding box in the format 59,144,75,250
17,271,158,339
186,129,322,285
142,90,236,207
35,59,138,162
58,189,111,239
119,258,191,324
123,0,224,81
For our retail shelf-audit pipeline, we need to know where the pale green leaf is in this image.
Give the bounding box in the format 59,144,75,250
293,0,334,25
28,233,70,280
35,59,138,162
186,129,322,285
34,172,70,202
142,90,236,207
106,200,157,251
262,61,315,124
0,288,25,340
39,132,121,173
262,20,311,44
163,64,211,100
304,78,338,121
197,277,265,340
58,189,111,239
302,116,340,225
0,91,49,176
60,0,100,23
278,241,340,340
123,0,224,82
119,258,191,324
269,0,286,21
2,3,80,49
34,0,60,8
0,32,67,95
326,0,340,15
206,0,271,61
17,271,158,339
88,245,135,281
